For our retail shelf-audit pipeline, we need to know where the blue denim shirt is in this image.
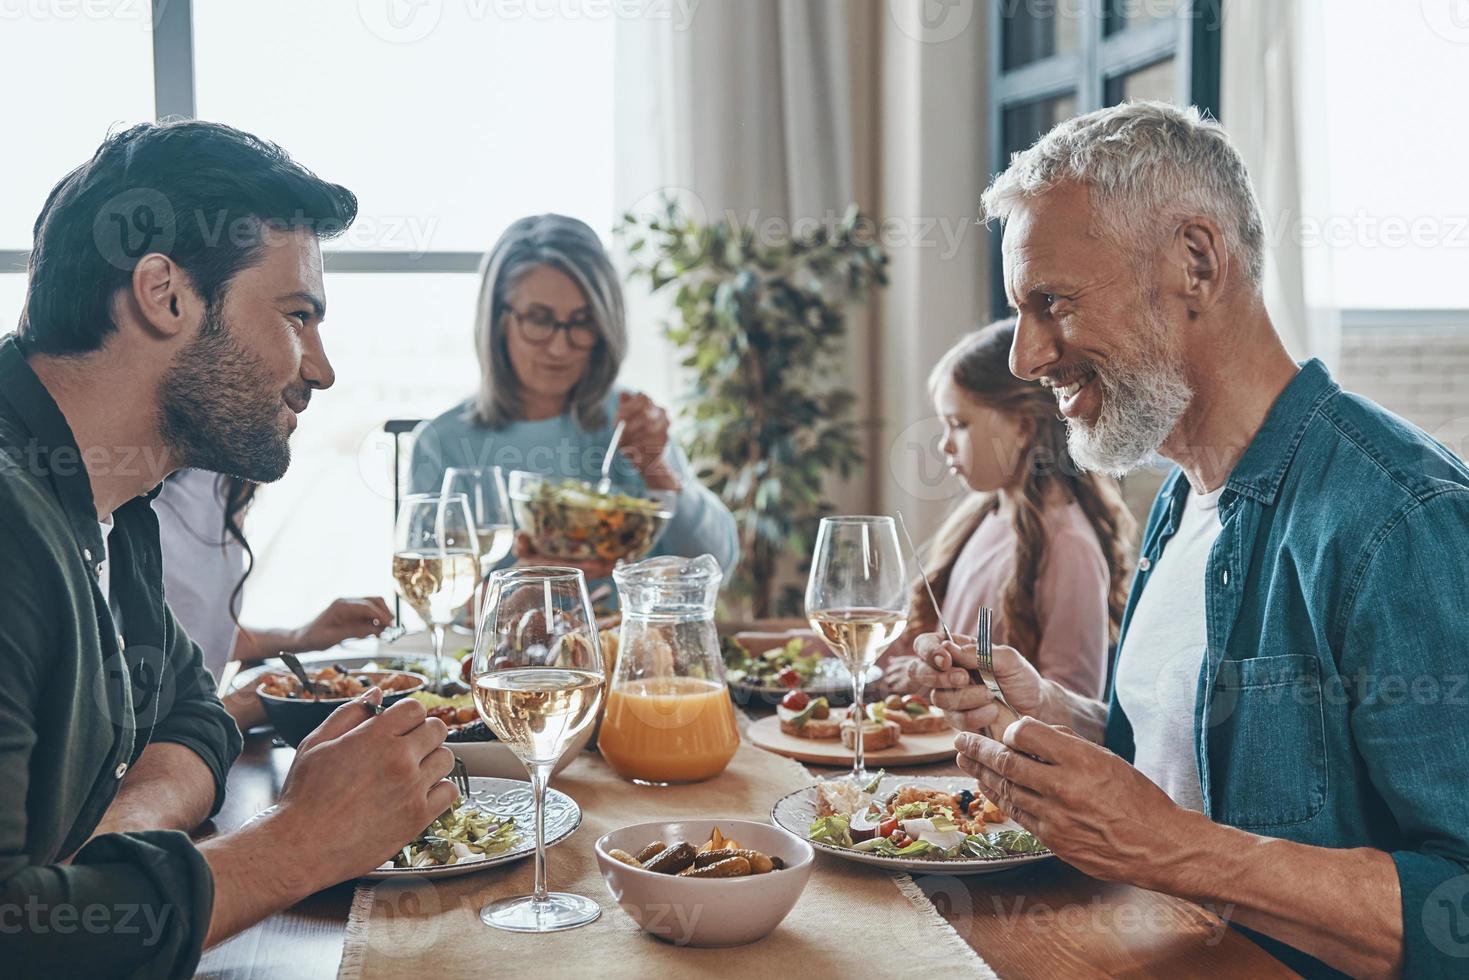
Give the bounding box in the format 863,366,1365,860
1104,359,1469,979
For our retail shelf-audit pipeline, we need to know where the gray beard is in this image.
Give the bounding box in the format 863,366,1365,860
1064,316,1193,478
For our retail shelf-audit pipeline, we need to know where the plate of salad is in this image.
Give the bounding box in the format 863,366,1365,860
770,773,1050,876
722,634,881,707
244,776,582,880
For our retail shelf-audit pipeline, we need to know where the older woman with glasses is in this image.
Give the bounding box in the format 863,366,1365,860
408,213,739,582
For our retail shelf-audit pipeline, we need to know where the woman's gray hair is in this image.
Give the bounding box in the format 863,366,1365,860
471,214,627,431
982,101,1266,293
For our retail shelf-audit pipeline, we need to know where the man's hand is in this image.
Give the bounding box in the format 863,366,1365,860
292,597,394,653
201,689,457,947
955,718,1194,889
615,392,679,491
272,690,457,882
911,635,1050,730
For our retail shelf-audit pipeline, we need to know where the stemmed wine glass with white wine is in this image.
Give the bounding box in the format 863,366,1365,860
441,466,514,632
806,516,908,784
472,566,605,932
392,492,479,694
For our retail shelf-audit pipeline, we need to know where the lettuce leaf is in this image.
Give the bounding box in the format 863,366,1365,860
987,829,1048,854
808,814,853,848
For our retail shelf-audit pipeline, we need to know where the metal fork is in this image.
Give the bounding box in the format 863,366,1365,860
972,606,1021,736
451,755,471,799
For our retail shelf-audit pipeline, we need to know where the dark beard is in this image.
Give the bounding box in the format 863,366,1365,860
158,307,301,483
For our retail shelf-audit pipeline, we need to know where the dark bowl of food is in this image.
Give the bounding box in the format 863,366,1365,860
507,471,676,564
256,666,428,747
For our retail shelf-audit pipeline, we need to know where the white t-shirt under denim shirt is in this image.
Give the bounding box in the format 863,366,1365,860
1113,484,1225,812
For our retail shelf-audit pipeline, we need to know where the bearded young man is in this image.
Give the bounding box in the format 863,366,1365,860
0,122,457,977
916,102,1469,979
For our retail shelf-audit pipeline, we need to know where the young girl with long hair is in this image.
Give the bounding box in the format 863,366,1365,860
890,320,1135,699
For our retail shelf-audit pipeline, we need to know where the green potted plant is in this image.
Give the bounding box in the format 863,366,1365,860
618,199,888,618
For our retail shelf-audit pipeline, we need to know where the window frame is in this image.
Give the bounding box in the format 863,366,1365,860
0,0,480,279
985,0,1222,317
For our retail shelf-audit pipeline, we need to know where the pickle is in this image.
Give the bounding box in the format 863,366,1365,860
607,848,641,867
693,848,775,874
642,841,696,875
634,841,667,863
677,855,752,878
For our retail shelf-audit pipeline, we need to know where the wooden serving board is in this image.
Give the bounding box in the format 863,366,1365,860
746,714,959,767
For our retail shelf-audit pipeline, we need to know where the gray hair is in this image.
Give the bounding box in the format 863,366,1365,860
982,101,1266,293
471,214,627,431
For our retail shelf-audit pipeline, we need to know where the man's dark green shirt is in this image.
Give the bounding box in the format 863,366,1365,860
0,336,243,977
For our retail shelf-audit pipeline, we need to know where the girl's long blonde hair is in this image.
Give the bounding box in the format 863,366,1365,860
910,321,1135,661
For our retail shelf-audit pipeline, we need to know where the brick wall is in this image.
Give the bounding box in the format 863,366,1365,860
1335,313,1469,461
1113,311,1469,540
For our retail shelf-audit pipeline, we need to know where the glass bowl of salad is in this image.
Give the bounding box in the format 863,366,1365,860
507,471,677,564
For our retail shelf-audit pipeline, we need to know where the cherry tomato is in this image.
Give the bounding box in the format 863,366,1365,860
781,690,811,712
460,657,473,683
776,666,803,690
879,818,899,838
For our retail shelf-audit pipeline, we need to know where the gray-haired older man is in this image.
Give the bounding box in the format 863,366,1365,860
916,101,1469,979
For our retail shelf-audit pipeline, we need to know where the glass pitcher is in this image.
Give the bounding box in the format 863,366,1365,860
597,554,740,784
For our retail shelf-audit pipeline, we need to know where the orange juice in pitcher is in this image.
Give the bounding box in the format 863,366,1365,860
598,555,739,784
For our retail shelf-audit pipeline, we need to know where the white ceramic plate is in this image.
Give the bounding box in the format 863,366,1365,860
770,774,1052,876
245,776,582,880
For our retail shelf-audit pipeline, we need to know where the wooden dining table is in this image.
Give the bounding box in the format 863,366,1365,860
194,722,1296,979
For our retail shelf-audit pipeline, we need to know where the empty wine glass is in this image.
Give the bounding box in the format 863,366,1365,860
392,493,479,694
805,516,908,783
472,566,605,932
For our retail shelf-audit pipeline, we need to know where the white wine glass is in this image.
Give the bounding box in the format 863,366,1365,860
441,466,514,633
392,492,479,694
472,566,605,932
805,516,908,783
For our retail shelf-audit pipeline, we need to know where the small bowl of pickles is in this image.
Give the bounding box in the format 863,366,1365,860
594,819,814,947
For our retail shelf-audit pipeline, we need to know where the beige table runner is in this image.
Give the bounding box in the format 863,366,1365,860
336,742,996,979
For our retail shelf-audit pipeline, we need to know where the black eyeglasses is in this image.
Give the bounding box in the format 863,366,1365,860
505,305,600,351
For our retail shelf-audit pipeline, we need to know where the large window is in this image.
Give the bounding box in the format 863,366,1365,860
0,0,618,628
986,0,1222,316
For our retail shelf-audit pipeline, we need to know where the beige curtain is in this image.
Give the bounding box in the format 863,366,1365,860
613,0,872,518
614,1,993,546
1221,0,1339,367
